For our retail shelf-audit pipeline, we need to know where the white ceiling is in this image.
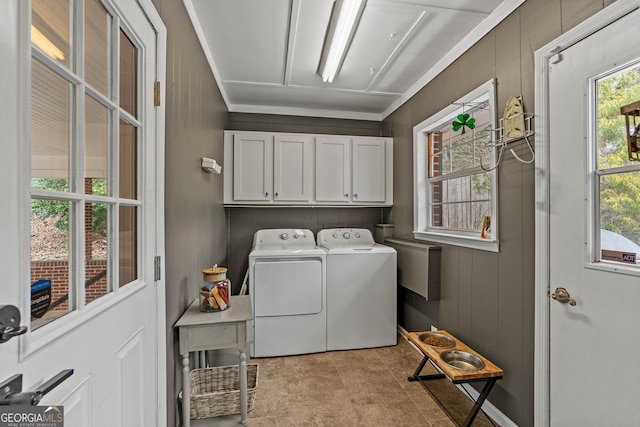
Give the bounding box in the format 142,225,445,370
184,0,524,120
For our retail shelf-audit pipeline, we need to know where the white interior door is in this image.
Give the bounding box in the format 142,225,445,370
0,1,165,426
548,7,640,425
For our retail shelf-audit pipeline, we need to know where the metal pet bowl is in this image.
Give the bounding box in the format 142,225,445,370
440,351,485,371
418,332,455,348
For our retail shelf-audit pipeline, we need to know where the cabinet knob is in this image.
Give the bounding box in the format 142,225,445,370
265,192,269,198
344,193,349,198
275,192,278,198
354,194,358,198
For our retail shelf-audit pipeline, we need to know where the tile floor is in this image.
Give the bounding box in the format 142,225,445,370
243,336,496,426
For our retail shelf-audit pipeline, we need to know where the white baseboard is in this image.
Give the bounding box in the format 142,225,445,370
397,325,518,427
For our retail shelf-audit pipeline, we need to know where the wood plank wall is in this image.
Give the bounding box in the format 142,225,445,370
381,0,616,425
150,0,229,425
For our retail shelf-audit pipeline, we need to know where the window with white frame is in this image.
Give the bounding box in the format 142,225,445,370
592,62,640,269
413,79,498,252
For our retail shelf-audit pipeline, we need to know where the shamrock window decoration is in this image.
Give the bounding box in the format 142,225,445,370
452,113,475,134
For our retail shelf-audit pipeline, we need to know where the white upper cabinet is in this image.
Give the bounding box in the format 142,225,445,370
224,131,392,206
273,134,312,202
352,138,386,203
232,132,273,201
315,136,351,202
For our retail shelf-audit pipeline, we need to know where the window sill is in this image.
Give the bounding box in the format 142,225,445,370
413,230,499,252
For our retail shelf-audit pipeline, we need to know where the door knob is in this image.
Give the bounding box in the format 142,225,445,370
551,287,576,306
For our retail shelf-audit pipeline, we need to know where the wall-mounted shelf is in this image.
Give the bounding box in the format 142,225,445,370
481,112,535,171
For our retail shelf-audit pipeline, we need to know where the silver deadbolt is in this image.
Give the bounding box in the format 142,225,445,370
551,287,577,306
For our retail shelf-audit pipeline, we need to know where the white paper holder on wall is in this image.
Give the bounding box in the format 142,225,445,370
202,157,222,174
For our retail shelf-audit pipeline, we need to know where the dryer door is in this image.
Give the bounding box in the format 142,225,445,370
254,259,322,317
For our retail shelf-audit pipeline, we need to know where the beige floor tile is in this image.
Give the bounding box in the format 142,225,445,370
286,374,350,406
252,357,286,381
275,401,358,427
250,377,289,419
343,376,410,406
247,416,278,426
352,401,429,427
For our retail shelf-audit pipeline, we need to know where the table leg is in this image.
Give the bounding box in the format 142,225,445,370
239,349,248,424
182,353,190,427
408,355,446,382
461,379,496,427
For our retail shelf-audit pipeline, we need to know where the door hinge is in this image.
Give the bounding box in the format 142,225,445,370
154,81,161,106
154,256,161,281
550,46,563,64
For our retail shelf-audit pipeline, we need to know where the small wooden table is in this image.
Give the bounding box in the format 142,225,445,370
407,330,503,427
175,295,253,427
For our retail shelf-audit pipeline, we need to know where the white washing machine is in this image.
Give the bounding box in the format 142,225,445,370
249,228,326,357
318,228,397,351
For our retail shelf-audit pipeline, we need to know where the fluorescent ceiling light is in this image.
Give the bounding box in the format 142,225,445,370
318,0,365,83
31,25,65,61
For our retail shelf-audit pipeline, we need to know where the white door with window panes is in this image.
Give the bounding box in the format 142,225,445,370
539,3,640,424
0,0,166,425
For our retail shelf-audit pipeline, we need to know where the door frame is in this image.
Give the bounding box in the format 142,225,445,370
136,0,168,424
533,0,640,425
139,1,167,425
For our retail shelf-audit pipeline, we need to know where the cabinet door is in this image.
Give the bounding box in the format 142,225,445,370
233,133,273,201
352,138,386,202
315,136,350,202
273,135,312,202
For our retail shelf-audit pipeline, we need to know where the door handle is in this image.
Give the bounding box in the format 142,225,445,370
551,287,577,306
0,305,28,343
0,369,74,406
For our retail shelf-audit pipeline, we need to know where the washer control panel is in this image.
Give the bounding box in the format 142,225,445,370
254,229,315,247
318,228,374,246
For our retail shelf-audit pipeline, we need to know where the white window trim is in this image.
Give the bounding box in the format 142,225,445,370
413,78,499,252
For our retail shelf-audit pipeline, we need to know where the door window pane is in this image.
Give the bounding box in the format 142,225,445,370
86,203,109,304
120,120,137,199
597,65,640,169
599,172,640,264
30,199,71,329
32,0,70,67
120,31,137,117
85,95,109,196
85,0,110,96
119,206,137,287
31,59,71,189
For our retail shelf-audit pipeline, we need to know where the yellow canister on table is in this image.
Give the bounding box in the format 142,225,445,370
200,265,231,312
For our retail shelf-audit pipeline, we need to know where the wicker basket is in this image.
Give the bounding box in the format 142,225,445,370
188,364,258,420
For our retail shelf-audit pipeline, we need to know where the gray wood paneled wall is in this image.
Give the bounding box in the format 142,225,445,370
150,1,229,425
382,0,615,425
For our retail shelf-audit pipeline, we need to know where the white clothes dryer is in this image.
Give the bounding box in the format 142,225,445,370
318,228,397,351
249,229,326,357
